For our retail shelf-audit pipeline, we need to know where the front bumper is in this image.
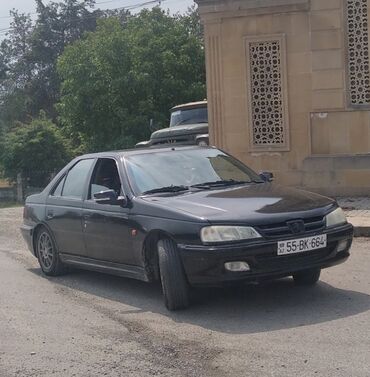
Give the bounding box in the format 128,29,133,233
178,223,354,286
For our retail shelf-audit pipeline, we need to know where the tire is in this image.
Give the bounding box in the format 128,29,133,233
293,268,321,286
36,227,67,276
158,238,190,311
197,139,208,147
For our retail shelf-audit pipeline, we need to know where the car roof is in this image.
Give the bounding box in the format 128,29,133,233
171,100,207,112
79,145,216,160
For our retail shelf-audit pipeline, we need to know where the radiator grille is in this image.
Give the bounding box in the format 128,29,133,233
256,216,326,239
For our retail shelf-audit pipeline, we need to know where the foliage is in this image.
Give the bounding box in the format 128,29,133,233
0,11,34,132
57,7,206,151
0,0,128,133
0,2,205,178
1,114,71,187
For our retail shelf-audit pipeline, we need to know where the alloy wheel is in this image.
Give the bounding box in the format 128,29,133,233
38,232,54,270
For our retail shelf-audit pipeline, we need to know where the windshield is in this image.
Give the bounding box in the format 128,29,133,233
125,148,263,195
170,107,208,127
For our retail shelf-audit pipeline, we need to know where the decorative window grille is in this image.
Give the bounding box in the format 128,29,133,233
245,35,289,151
347,0,370,106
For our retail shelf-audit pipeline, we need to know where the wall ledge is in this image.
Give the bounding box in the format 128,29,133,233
195,0,310,19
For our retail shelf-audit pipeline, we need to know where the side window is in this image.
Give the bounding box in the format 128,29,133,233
51,176,66,197
89,158,122,199
62,159,94,200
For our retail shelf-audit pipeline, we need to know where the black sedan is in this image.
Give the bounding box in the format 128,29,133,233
21,146,353,310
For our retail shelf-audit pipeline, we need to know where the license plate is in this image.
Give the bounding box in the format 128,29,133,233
277,234,327,256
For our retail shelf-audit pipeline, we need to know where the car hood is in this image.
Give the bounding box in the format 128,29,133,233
142,183,336,224
151,123,209,139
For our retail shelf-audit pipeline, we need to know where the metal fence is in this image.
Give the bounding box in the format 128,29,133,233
0,186,16,202
0,171,54,203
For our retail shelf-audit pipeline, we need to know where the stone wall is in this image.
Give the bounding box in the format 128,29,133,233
197,0,370,196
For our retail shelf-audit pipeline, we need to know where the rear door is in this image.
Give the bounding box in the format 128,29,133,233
82,158,134,265
46,158,95,256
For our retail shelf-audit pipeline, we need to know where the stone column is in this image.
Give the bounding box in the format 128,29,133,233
203,19,225,148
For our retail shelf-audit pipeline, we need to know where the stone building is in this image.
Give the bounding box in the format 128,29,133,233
195,0,370,196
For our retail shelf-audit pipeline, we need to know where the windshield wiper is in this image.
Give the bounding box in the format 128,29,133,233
191,179,259,189
142,185,190,195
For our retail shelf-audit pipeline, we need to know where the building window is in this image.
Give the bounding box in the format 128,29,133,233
347,0,370,106
245,35,289,151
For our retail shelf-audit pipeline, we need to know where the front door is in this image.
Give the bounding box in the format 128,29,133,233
82,158,134,265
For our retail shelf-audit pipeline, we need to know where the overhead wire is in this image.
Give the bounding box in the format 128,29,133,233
0,0,170,36
0,0,167,20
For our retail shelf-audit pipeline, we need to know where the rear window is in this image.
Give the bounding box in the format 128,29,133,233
62,159,94,199
51,176,66,197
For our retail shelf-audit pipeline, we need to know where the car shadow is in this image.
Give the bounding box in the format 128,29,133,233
29,267,370,335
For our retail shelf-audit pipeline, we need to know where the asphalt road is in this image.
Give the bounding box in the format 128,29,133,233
0,207,369,377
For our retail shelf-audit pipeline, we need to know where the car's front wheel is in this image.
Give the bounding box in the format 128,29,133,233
293,268,321,286
36,227,67,276
158,238,190,311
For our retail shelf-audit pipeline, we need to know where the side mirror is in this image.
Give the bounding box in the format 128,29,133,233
94,190,127,206
259,171,274,182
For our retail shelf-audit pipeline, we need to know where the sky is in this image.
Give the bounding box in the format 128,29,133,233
0,0,195,34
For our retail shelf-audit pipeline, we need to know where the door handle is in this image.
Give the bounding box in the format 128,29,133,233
83,213,92,229
83,214,92,220
47,210,54,219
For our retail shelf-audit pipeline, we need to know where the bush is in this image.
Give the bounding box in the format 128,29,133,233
1,115,71,187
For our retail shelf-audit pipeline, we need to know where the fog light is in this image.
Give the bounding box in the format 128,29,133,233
224,261,250,272
337,240,349,252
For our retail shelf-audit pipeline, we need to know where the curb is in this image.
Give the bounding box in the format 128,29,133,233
347,218,370,237
353,227,370,238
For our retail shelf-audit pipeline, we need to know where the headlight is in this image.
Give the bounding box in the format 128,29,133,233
200,226,262,243
326,208,347,227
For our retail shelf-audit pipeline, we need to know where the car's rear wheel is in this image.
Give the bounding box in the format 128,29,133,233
158,238,190,311
36,227,66,276
293,268,321,286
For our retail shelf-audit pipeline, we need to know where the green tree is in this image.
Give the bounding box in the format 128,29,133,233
0,0,123,132
1,114,71,187
0,11,34,132
57,7,206,151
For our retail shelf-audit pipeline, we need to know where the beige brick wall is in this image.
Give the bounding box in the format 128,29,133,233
210,5,313,181
310,0,346,113
311,111,370,155
197,0,370,195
